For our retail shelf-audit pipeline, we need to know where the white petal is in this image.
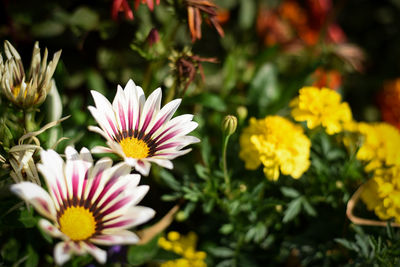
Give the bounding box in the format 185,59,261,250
88,125,112,141
11,182,56,221
38,149,66,209
102,206,155,230
82,243,107,264
54,242,72,266
91,145,114,154
38,219,64,238
90,230,139,245
133,160,151,176
145,98,181,136
138,88,162,133
147,158,173,169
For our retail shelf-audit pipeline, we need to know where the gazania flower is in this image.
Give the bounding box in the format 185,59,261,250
11,147,155,265
88,79,200,176
0,41,61,109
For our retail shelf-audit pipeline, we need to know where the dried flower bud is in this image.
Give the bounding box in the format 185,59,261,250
222,115,237,136
0,41,61,109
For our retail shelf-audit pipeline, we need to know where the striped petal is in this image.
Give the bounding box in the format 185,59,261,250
39,219,65,239
10,182,56,221
82,243,107,264
90,229,140,245
54,242,73,266
102,206,155,230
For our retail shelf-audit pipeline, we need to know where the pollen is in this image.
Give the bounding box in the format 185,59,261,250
119,137,150,159
59,206,96,241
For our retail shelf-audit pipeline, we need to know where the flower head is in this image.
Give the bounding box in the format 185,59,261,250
348,122,400,172
378,78,400,130
361,166,400,223
186,0,224,42
88,80,200,176
239,116,311,181
158,231,207,267
11,147,155,265
290,86,352,135
0,41,61,109
112,0,160,20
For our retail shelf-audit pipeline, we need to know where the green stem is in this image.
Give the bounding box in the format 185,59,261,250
222,134,231,196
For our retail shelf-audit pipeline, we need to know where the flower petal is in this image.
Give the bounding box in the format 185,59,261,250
90,229,140,245
11,182,56,221
82,242,107,264
38,219,64,239
54,242,73,266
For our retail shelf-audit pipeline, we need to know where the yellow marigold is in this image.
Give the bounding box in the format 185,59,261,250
239,116,311,181
345,122,400,172
290,87,352,134
158,231,207,267
361,166,400,223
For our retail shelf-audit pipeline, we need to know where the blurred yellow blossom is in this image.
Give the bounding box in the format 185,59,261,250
344,122,400,172
239,116,311,181
158,231,207,267
361,166,400,223
290,87,352,134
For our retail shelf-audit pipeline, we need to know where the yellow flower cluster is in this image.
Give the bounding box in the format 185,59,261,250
347,121,400,223
239,116,311,181
290,87,353,134
158,231,207,267
352,122,400,171
361,166,400,223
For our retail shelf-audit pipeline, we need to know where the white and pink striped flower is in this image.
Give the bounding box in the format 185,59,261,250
88,80,200,176
11,147,155,265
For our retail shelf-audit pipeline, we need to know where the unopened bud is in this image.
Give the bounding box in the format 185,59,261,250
222,115,237,136
146,28,160,47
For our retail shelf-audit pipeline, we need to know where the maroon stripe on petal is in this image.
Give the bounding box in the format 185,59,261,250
103,218,133,229
99,196,132,218
72,169,79,198
156,142,180,151
118,103,127,132
96,185,126,212
153,128,180,146
146,113,168,137
56,180,66,202
107,116,118,137
128,102,133,130
85,170,103,208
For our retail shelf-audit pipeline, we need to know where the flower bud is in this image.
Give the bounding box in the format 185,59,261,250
222,115,237,136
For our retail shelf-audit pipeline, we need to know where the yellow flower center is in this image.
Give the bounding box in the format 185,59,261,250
119,137,150,159
12,84,24,98
59,206,96,241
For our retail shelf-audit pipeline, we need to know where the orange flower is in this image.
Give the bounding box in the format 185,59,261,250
112,0,159,20
378,79,400,130
186,0,224,42
311,68,342,90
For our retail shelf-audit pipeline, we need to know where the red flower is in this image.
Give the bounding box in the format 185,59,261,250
112,0,160,21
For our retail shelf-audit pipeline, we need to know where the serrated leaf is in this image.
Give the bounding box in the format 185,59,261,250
159,169,181,191
209,247,234,258
335,238,360,252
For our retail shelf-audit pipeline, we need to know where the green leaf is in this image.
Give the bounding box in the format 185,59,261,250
1,238,19,262
335,238,360,252
248,63,279,116
159,169,181,191
239,0,256,30
195,164,209,180
280,187,300,198
222,53,238,93
127,234,160,265
301,197,317,217
69,7,99,31
219,224,234,235
209,247,234,258
25,245,39,267
282,198,302,223
19,208,38,228
87,69,107,95
187,93,227,112
31,21,65,37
